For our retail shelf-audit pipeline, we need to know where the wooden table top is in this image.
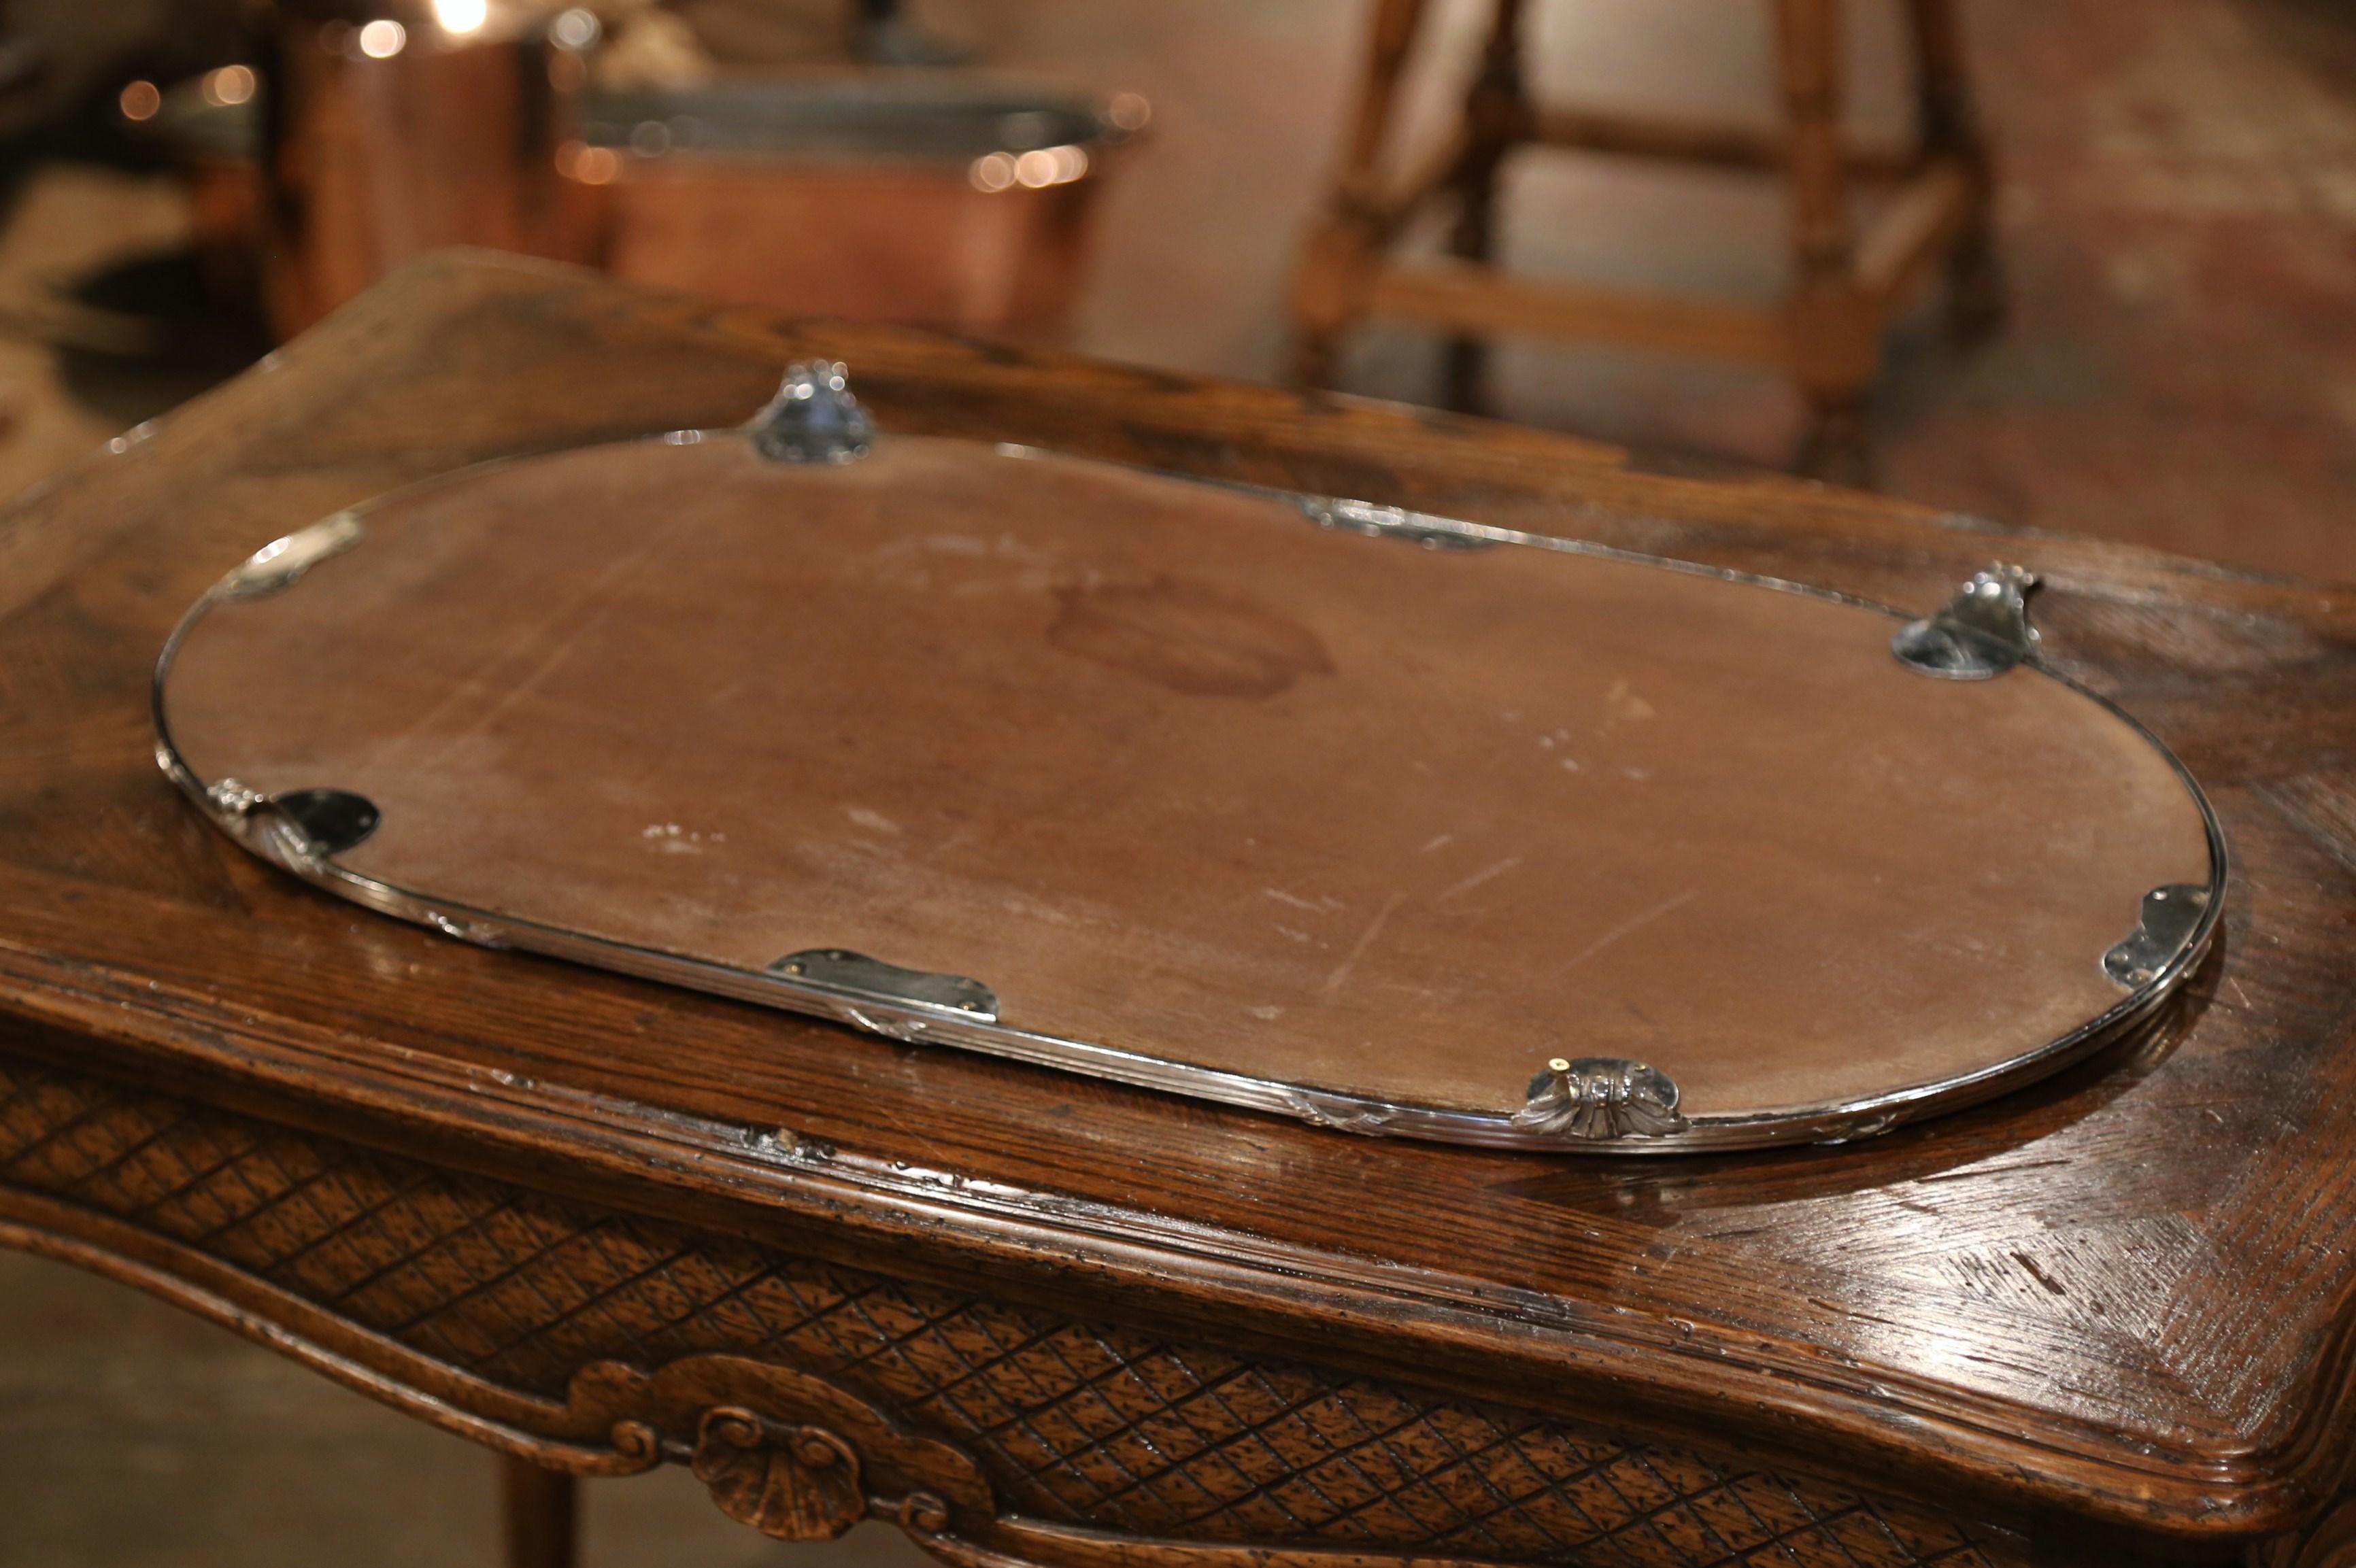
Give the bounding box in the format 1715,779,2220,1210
3,252,2353,1563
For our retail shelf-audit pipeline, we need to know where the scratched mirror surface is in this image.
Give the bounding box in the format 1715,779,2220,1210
152,400,2223,1154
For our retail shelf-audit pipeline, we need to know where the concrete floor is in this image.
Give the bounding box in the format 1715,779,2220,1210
3,0,2355,1563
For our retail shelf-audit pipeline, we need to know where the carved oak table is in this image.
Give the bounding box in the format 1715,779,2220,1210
2,253,2353,1568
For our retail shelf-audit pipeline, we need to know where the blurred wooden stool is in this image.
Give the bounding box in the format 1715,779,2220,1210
1290,0,2004,478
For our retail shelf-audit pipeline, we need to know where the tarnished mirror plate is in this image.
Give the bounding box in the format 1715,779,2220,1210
153,422,2222,1153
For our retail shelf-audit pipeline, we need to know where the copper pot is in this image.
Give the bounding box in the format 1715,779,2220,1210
152,3,1144,344
258,1,591,337
564,75,1142,340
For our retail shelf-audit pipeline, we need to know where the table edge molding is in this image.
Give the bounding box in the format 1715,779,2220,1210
0,953,2334,1548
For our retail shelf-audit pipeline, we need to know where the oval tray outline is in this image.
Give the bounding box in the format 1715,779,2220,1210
152,430,2227,1155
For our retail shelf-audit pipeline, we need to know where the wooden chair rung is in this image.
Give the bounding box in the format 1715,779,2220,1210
1366,260,1788,367
1526,107,1919,180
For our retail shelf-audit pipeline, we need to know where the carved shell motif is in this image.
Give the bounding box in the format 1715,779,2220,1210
690,1408,867,1540
1510,1057,1689,1141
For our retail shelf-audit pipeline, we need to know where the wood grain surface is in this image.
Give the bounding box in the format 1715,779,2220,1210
1,252,2353,1564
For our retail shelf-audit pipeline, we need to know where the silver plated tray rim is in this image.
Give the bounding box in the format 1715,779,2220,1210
150,429,2230,1155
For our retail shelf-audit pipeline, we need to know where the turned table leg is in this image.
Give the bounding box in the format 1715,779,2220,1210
501,1454,578,1568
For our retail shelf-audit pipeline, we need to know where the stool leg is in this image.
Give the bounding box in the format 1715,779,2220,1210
1291,0,1436,387
1441,0,1528,414
501,1454,578,1568
1906,0,2004,343
1774,0,1877,483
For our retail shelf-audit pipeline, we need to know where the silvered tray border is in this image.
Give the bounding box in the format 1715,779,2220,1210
151,426,2228,1155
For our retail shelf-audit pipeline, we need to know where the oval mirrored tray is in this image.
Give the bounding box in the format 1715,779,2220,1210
152,366,2223,1154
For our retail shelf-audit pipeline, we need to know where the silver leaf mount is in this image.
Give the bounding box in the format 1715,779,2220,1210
213,511,367,602
1891,562,2040,679
1299,496,1496,551
752,362,877,464
1511,1057,1689,1142
2104,883,2212,988
201,779,380,860
769,949,998,1022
